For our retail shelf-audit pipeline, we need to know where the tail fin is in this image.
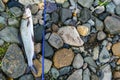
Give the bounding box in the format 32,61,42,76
30,65,38,74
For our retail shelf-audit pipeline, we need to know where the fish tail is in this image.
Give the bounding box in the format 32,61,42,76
30,65,38,74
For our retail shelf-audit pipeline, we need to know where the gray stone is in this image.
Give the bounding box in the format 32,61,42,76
84,57,97,68
115,4,120,16
97,31,106,40
45,41,54,57
46,2,57,13
0,39,4,46
0,16,6,28
2,44,27,78
61,8,72,22
67,69,82,80
104,16,120,34
88,19,95,26
51,67,59,79
95,18,104,31
83,68,90,80
0,0,5,12
59,66,71,76
92,46,99,60
113,0,120,5
95,6,105,14
62,1,70,8
78,0,93,8
0,27,19,43
45,33,51,40
8,18,19,27
51,12,59,23
72,54,83,69
10,7,23,17
45,14,51,21
106,2,116,13
48,33,63,49
19,74,34,80
99,47,110,63
30,4,39,14
91,74,99,80
0,73,6,80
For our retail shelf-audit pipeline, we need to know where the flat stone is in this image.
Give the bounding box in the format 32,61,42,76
92,46,99,60
0,16,6,28
30,4,39,14
8,18,19,27
19,0,41,6
48,33,63,49
113,0,120,5
95,6,105,14
38,2,44,10
51,12,59,23
59,66,71,76
97,31,106,40
77,25,89,36
112,42,120,57
62,1,70,8
104,16,120,34
10,7,23,17
83,68,90,80
51,67,59,79
58,26,84,46
46,2,57,13
0,39,4,46
53,48,74,69
95,18,104,31
78,0,93,8
0,27,19,43
55,0,66,4
19,74,34,80
72,53,83,69
67,69,82,80
114,71,120,79
115,4,120,16
106,2,116,14
34,43,41,54
0,0,5,12
2,44,27,78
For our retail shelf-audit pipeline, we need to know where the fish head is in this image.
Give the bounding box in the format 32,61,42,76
22,7,32,19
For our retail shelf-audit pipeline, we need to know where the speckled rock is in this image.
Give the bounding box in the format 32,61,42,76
112,42,120,57
77,25,89,36
95,18,104,31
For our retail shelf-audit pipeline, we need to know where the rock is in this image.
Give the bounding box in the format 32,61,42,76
104,16,120,34
0,73,6,80
44,41,54,57
97,31,106,40
0,16,6,28
51,24,59,32
48,33,63,49
61,8,72,22
78,0,93,8
114,71,120,79
83,68,90,80
2,0,9,3
106,42,112,50
88,19,95,26
45,14,51,21
19,74,34,80
99,64,112,80
84,56,97,68
115,4,120,16
113,0,120,5
45,33,51,40
0,39,4,46
46,2,57,13
53,48,74,68
59,66,71,76
72,53,83,69
117,59,120,65
79,8,91,23
106,2,116,13
1,44,27,78
19,0,41,6
62,1,70,8
64,19,77,26
38,2,44,10
77,25,89,36
112,42,120,57
30,4,39,14
91,74,99,80
92,46,99,60
34,43,41,54
99,47,110,63
51,12,59,23
10,7,23,17
0,27,19,43
32,59,42,78
0,0,5,12
95,6,105,14
8,18,19,27
58,26,84,46
99,12,110,20
67,69,82,80
55,0,66,4
51,67,59,79
95,18,104,31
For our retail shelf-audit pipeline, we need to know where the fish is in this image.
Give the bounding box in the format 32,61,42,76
20,7,37,74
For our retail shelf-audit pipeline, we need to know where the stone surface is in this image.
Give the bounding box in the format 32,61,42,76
0,16,6,28
104,16,120,34
112,42,120,57
10,7,23,17
46,2,57,13
0,27,19,43
95,6,105,14
106,2,116,13
113,71,120,79
117,59,120,65
78,0,94,8
8,18,19,27
77,25,89,36
51,24,59,32
95,18,104,31
34,43,41,54
83,68,90,80
58,26,84,46
55,0,66,4
92,46,99,60
59,66,71,76
51,12,59,23
0,39,4,46
19,0,41,6
1,44,27,78
48,33,63,49
62,1,70,8
30,4,39,14
51,67,60,79
97,31,106,40
72,53,83,69
113,0,120,5
67,69,82,80
0,73,6,80
19,74,34,80
115,4,120,16
53,48,74,68
91,74,99,80
0,0,5,12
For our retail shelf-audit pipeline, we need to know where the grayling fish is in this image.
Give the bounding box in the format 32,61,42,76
20,7,37,74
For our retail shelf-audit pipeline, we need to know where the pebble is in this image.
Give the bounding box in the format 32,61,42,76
38,2,44,10
115,4,120,16
51,24,59,32
67,69,82,80
48,33,63,49
99,12,110,20
72,53,83,69
92,46,99,60
0,27,19,43
30,4,39,14
78,0,94,8
55,0,66,4
117,59,120,65
106,2,116,13
51,67,60,79
106,42,112,50
97,31,106,40
99,47,110,63
8,18,19,27
0,39,4,46
34,43,41,54
0,16,6,27
91,74,99,80
95,18,104,31
77,25,89,36
53,48,74,68
112,42,120,57
45,33,51,40
113,0,120,5
2,0,8,3
83,68,90,80
114,71,120,79
95,6,105,14
51,12,59,23
104,16,120,34
62,1,70,8
10,7,23,17
0,73,6,80
59,66,71,76
58,26,84,46
45,14,51,21
1,44,27,78
88,19,95,26
46,2,57,13
0,0,5,12
19,0,41,6
19,74,34,80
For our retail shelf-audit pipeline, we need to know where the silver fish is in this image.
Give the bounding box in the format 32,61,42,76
20,8,37,74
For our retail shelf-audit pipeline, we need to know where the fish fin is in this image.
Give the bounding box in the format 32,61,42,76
30,65,38,74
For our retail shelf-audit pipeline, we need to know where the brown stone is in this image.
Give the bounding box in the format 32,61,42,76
112,42,120,57
114,71,120,79
117,59,120,65
51,24,59,32
34,43,41,54
38,2,44,10
77,25,89,36
2,0,8,3
53,48,74,68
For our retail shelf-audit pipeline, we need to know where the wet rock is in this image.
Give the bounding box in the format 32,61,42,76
19,74,34,80
77,25,89,36
72,53,83,69
51,12,59,23
0,39,4,46
8,18,19,27
55,0,66,4
51,67,59,79
0,27,19,43
92,46,99,60
30,4,39,14
46,2,57,13
97,31,106,40
106,2,116,13
53,48,74,68
114,71,120,79
48,33,63,49
67,69,82,80
78,0,93,8
10,7,23,17
59,66,71,76
58,26,84,46
0,0,5,12
34,43,41,54
61,8,72,22
2,44,27,78
104,16,120,34
95,6,105,14
0,73,6,80
112,42,120,57
19,0,41,6
95,18,104,31
44,41,54,57
113,0,120,5
83,68,90,80
115,4,120,16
